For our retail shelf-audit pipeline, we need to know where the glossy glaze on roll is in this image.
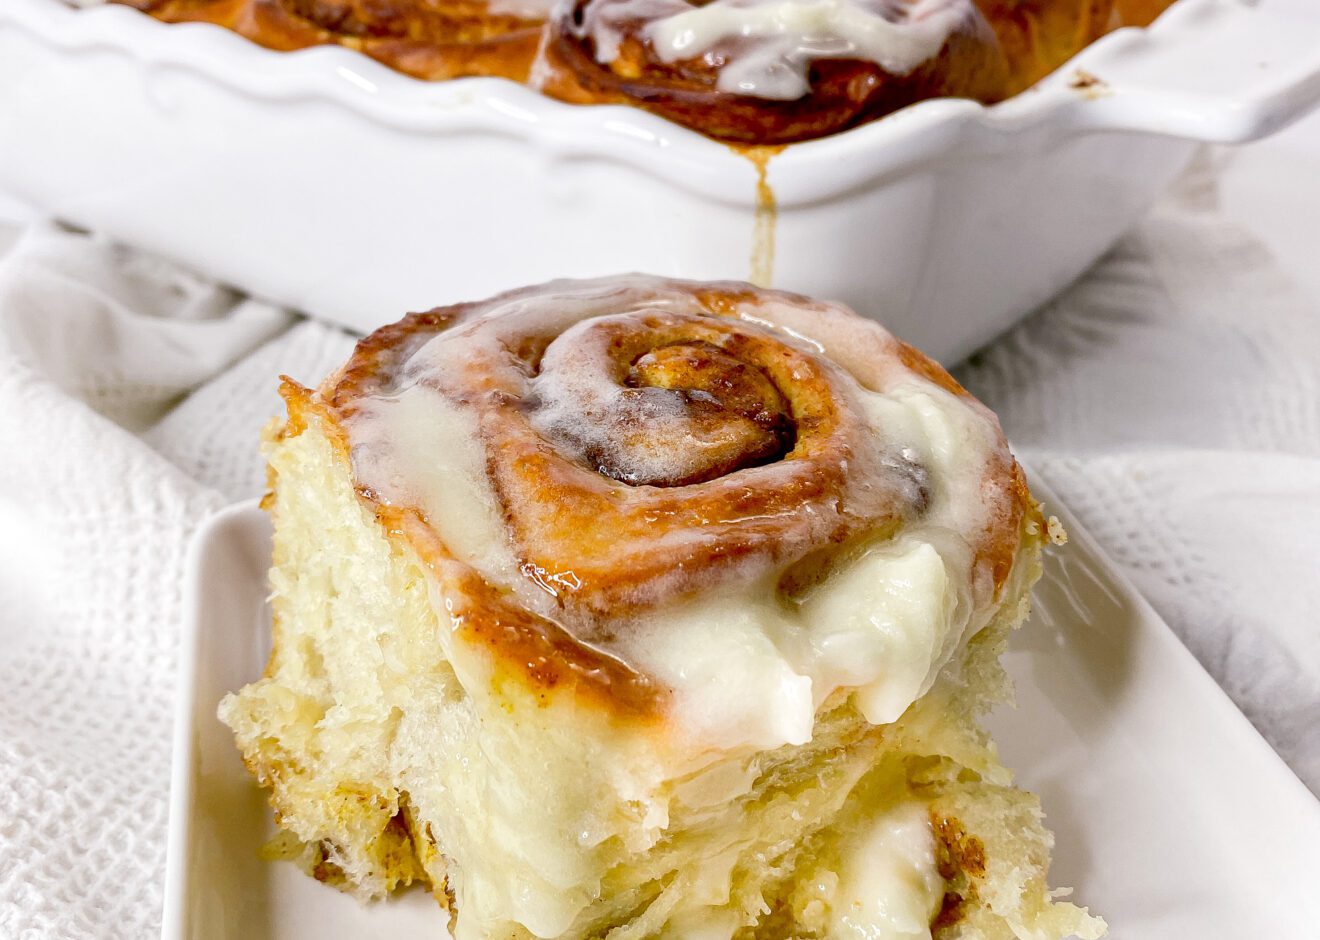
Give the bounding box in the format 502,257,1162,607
536,0,1116,143
297,275,1033,746
106,0,1175,143
225,274,1105,939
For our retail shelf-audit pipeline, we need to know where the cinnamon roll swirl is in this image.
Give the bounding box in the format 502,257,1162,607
221,276,1104,939
112,0,547,81
536,0,1117,143
105,0,1175,141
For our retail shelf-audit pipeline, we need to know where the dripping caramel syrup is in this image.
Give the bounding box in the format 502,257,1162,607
735,144,785,289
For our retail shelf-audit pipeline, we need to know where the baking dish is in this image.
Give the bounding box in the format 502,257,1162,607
3,0,1320,361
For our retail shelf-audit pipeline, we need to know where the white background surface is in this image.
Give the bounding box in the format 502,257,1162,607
0,113,1318,938
1218,114,1320,302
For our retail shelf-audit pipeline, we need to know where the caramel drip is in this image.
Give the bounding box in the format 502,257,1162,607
743,146,782,288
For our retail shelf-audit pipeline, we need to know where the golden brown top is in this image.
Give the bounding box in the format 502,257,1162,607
116,0,544,81
283,277,1035,736
112,0,1176,143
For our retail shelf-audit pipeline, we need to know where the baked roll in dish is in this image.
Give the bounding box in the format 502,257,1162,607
535,0,1119,143
221,275,1103,939
103,0,1175,142
111,0,548,81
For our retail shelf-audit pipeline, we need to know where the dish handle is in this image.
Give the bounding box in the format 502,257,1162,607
1059,0,1320,143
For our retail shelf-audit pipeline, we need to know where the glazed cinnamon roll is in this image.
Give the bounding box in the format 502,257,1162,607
221,275,1104,939
104,0,1175,140
536,0,1117,143
111,0,547,81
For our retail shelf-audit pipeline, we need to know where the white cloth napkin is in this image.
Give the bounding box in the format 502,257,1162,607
956,161,1320,791
1,158,1317,937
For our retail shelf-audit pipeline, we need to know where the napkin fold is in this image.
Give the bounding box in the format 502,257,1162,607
1,157,1317,937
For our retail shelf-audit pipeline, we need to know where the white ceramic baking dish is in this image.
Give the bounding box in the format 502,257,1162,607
3,0,1320,361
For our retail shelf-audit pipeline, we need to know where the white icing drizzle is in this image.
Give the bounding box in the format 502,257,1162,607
584,0,977,100
346,384,526,590
613,375,1001,749
829,801,944,939
338,275,1013,750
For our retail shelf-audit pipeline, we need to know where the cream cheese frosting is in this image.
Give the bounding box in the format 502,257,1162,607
338,276,1011,751
585,0,977,100
828,801,944,939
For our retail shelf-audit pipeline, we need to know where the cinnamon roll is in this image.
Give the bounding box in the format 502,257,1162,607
111,0,547,81
535,0,1118,143
104,0,1176,141
220,275,1104,939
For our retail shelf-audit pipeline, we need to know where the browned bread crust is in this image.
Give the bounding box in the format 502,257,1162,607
114,0,544,81
536,0,1118,143
110,0,1175,142
290,276,1035,718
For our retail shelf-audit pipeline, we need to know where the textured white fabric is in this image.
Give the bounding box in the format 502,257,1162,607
0,155,1318,937
954,157,1320,790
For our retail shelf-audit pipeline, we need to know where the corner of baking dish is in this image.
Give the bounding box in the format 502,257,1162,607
6,0,1320,205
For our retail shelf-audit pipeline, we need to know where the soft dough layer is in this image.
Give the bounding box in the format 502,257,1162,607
219,276,1104,939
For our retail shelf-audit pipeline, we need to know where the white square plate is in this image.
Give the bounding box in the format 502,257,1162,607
164,481,1320,939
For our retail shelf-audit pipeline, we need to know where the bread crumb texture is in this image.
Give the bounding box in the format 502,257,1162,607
218,413,1104,940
